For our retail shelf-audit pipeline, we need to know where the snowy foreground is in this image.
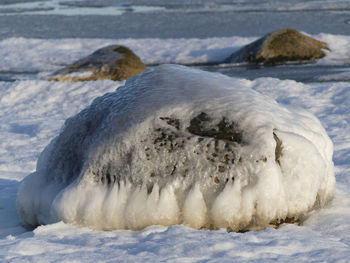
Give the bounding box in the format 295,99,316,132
0,34,350,261
0,67,349,262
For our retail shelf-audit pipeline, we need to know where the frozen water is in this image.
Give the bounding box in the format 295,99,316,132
16,65,335,231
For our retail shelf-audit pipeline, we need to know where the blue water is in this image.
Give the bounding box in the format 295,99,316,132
1,0,350,39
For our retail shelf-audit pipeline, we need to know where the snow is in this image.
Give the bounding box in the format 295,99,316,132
0,37,254,74
2,33,350,77
0,80,123,181
0,37,350,261
315,33,350,66
317,71,350,82
53,71,94,81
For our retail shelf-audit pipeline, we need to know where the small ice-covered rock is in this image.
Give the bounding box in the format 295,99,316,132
17,64,335,231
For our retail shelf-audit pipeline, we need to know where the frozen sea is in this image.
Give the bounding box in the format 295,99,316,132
1,0,350,262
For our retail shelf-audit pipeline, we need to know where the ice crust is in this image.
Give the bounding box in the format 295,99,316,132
16,64,335,231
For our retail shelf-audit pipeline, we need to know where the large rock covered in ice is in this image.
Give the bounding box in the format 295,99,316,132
225,28,329,65
49,45,146,81
17,65,335,231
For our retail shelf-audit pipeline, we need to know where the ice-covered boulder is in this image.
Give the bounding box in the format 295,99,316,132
49,45,146,81
17,65,335,231
225,28,329,65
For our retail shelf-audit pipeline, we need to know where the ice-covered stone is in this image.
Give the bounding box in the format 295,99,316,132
17,64,335,231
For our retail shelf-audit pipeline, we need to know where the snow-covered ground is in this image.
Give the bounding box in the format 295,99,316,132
1,35,350,262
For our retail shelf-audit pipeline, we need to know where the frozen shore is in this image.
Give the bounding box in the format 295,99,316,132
0,64,349,261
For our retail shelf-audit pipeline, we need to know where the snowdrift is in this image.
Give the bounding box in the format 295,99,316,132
16,65,335,231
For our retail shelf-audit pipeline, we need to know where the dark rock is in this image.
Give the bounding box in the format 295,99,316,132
225,28,330,65
273,132,282,165
187,112,242,143
50,45,146,81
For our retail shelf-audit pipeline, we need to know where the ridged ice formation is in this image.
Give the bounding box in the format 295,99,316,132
17,64,335,231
